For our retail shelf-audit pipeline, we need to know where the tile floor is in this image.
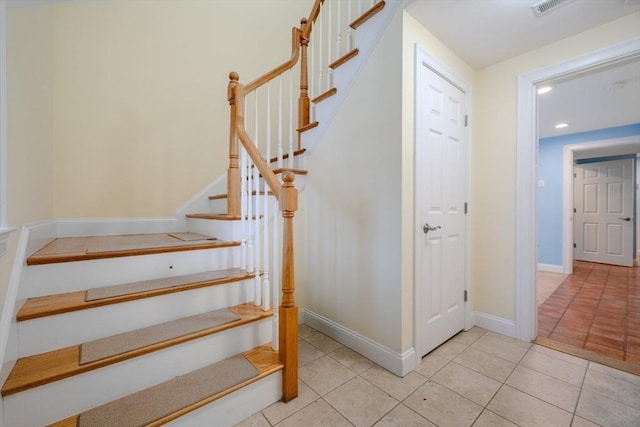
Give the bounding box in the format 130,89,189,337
537,270,568,306
236,325,640,427
537,261,639,365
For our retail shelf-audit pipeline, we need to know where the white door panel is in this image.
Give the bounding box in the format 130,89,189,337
416,60,467,357
574,158,634,266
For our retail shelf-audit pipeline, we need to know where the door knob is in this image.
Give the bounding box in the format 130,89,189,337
618,217,631,222
423,223,441,234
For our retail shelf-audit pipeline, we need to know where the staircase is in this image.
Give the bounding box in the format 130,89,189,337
0,1,398,425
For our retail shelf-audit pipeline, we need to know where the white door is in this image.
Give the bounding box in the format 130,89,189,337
415,59,467,358
574,158,634,267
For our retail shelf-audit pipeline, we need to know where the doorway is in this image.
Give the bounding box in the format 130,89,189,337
515,38,640,344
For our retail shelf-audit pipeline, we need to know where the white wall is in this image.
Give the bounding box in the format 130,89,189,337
472,13,640,321
50,0,311,218
301,6,404,353
1,1,55,305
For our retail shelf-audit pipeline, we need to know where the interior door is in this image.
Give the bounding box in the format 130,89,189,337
415,60,467,357
574,158,634,267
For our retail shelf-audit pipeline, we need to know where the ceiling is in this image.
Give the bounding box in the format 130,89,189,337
405,0,640,141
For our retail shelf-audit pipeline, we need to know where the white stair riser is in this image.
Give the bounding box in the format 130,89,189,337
187,218,242,241
18,278,256,356
4,320,273,427
20,246,240,298
166,371,282,427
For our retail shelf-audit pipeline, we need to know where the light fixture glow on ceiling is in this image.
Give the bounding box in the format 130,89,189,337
555,123,568,129
537,86,552,94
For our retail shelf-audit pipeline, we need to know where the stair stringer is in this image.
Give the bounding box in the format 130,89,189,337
302,0,402,152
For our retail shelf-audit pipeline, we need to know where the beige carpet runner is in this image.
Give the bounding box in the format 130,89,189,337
85,270,229,301
79,308,240,364
77,354,259,427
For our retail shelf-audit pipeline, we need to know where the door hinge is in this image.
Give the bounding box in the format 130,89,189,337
464,115,468,127
464,202,468,214
573,172,577,178
573,243,576,248
464,290,468,302
573,208,576,213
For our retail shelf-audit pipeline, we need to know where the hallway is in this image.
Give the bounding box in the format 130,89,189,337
537,261,639,370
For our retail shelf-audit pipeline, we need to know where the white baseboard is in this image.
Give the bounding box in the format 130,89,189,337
471,311,516,339
537,263,565,274
302,309,415,377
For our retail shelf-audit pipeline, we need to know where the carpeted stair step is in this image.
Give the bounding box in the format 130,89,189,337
26,233,239,266
47,345,282,427
17,268,253,321
2,303,272,397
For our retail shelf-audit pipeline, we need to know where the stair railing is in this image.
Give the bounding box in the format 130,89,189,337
225,0,383,403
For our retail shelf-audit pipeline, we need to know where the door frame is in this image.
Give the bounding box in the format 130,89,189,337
515,37,640,342
414,44,472,358
562,136,640,273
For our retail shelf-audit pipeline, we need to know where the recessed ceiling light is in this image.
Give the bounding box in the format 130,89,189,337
537,86,552,94
555,123,568,129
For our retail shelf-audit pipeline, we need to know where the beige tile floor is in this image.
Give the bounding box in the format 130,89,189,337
236,325,640,427
537,270,568,306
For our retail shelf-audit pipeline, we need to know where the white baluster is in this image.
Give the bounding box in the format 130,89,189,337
336,0,342,59
240,148,247,271
254,90,262,307
277,75,283,169
272,198,280,350
347,0,354,51
327,0,334,89
289,71,294,170
262,184,270,311
246,157,254,274
263,82,272,311
318,7,324,94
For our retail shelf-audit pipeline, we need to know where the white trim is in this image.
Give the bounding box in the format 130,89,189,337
413,44,473,357
471,311,516,339
537,263,565,274
562,135,640,273
0,226,29,389
303,309,416,377
516,37,640,342
0,0,14,257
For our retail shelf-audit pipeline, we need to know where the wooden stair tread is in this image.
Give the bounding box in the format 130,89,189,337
185,213,241,220
269,148,306,164
272,168,307,176
298,121,318,133
3,304,272,397
46,345,283,427
312,87,337,104
27,233,239,266
329,48,359,70
17,268,252,321
351,0,385,29
209,190,275,201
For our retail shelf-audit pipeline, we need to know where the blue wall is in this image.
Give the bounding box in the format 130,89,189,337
537,123,640,266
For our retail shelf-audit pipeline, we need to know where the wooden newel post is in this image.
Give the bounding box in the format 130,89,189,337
227,72,241,217
279,170,298,402
298,18,310,135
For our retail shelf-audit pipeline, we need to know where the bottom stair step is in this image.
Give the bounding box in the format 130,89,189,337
48,345,283,427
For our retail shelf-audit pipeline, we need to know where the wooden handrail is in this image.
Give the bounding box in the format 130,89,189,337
230,76,283,199
303,0,324,38
243,26,302,94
